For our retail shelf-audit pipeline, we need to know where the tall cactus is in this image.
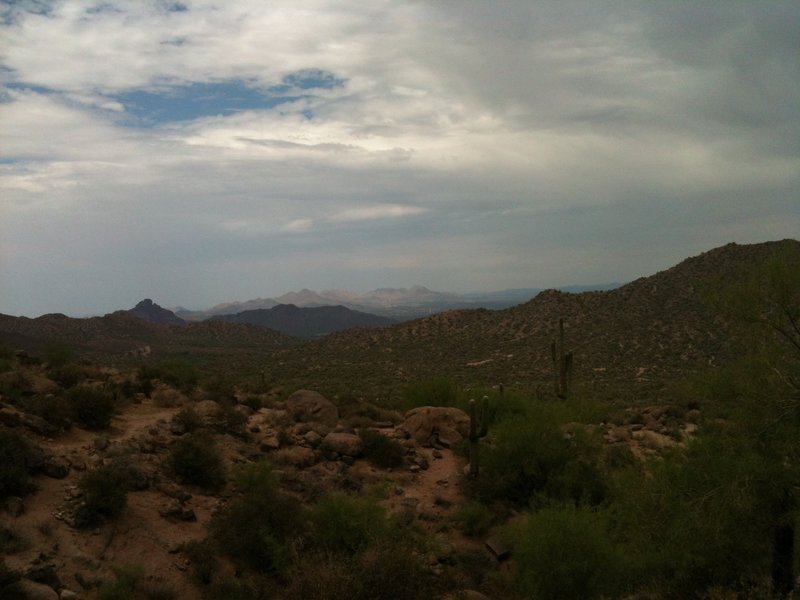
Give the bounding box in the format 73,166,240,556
468,396,490,478
551,318,573,399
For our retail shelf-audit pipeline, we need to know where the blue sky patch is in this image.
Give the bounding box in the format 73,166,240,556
113,81,310,126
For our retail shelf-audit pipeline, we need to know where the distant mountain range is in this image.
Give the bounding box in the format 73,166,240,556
173,283,621,321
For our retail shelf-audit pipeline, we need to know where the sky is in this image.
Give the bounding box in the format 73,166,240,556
1,1,798,317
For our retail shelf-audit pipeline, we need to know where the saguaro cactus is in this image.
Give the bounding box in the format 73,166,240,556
468,396,490,478
551,318,573,399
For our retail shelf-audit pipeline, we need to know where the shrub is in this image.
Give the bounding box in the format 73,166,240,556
68,385,116,430
211,461,305,577
48,363,83,389
172,406,203,433
139,360,199,393
0,527,27,554
512,506,629,600
43,342,72,368
167,431,225,491
401,377,459,410
455,500,494,537
0,427,37,499
307,494,387,556
284,541,447,600
359,428,404,468
183,539,218,585
20,395,72,431
75,463,131,528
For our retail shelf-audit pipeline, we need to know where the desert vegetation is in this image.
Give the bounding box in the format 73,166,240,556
0,241,797,598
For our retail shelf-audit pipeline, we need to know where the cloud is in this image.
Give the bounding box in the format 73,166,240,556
0,1,798,317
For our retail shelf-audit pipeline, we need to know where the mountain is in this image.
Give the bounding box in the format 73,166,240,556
126,299,186,325
266,240,800,397
213,304,396,339
176,283,620,321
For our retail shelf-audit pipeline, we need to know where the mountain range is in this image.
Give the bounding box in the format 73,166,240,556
0,239,796,398
173,283,620,321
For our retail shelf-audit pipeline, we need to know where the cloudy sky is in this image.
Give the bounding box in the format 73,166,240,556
1,1,798,317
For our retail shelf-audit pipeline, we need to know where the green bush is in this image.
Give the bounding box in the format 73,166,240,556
401,377,459,410
167,431,225,491
455,500,494,537
43,342,72,368
68,385,116,430
172,406,203,434
20,395,73,431
359,428,405,468
512,506,629,600
48,363,83,388
183,539,218,585
284,541,447,600
211,461,305,577
0,427,37,499
75,463,131,528
306,494,387,556
139,360,199,393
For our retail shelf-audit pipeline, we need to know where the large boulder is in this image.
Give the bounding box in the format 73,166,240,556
2,579,59,600
399,407,470,446
321,432,363,458
284,390,338,428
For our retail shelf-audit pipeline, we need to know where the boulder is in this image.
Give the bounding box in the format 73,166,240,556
3,579,59,600
41,456,69,479
285,390,338,427
193,400,221,421
321,432,363,458
399,407,470,444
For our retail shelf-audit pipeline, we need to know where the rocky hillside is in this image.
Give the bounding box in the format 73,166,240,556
268,240,800,396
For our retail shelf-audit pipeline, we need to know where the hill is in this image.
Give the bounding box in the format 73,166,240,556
266,240,800,397
212,304,396,338
126,299,186,325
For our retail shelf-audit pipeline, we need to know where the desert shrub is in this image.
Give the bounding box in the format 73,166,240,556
0,427,36,499
614,425,793,597
511,505,629,600
167,431,225,491
172,406,203,434
183,539,218,585
0,346,13,374
209,401,247,437
19,395,72,431
401,377,459,410
211,461,305,577
306,494,387,556
48,363,83,389
359,428,404,468
0,527,26,554
43,342,71,368
455,500,494,537
68,385,116,430
96,564,174,600
284,541,447,600
142,360,199,392
472,404,608,508
0,561,21,589
75,462,131,528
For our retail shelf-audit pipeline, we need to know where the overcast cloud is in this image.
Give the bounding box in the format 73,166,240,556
1,0,798,317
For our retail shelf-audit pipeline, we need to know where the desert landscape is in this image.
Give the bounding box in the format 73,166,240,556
1,239,798,599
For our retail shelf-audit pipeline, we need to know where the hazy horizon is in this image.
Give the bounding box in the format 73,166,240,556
2,2,798,318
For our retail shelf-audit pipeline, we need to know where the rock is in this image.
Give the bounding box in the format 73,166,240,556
193,400,221,422
41,457,69,479
399,407,470,444
686,409,701,422
320,432,363,457
4,579,59,599
485,535,511,561
303,430,323,447
284,390,338,427
93,437,109,451
60,590,78,600
259,435,281,451
639,430,676,450
436,425,463,448
607,426,631,443
18,413,58,437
